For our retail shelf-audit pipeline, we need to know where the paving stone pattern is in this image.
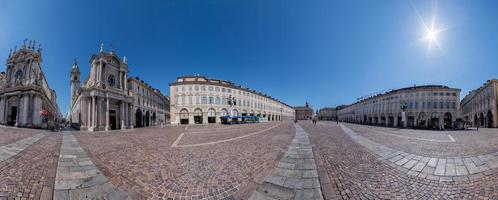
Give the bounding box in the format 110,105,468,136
0,133,47,162
0,134,61,200
304,122,498,199
0,127,43,146
54,132,128,200
74,123,294,199
347,123,498,157
340,123,498,181
249,124,323,200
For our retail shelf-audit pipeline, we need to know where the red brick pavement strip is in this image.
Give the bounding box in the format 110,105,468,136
0,134,61,200
303,121,498,199
0,127,43,146
75,122,294,200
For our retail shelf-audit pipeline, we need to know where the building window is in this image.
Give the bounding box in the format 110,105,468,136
202,96,207,104
215,97,220,104
107,75,115,87
209,96,214,104
208,86,213,91
201,86,206,91
195,86,199,91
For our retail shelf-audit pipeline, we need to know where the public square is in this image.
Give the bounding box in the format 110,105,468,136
1,121,498,199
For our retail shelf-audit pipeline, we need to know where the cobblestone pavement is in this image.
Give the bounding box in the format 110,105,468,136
303,121,498,199
0,134,61,200
0,126,45,146
175,123,281,147
346,123,498,157
249,124,322,200
54,132,128,200
74,122,294,199
0,133,48,162
341,124,498,180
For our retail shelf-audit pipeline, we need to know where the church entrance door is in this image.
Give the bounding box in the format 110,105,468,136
109,110,117,130
8,107,17,126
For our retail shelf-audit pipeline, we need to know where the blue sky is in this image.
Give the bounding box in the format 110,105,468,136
1,0,498,115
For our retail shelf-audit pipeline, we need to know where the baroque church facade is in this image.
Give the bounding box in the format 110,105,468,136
0,40,62,128
69,44,133,131
69,44,169,131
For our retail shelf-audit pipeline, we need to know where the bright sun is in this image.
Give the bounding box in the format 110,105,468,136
426,29,437,41
414,1,449,52
424,27,440,49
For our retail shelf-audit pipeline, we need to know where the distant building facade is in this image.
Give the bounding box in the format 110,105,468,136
0,41,62,128
338,85,461,129
461,79,498,128
169,75,295,124
294,102,313,120
318,107,337,121
128,77,169,127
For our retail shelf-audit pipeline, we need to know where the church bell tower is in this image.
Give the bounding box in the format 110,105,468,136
70,60,80,107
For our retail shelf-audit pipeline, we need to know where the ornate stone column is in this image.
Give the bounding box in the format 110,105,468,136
92,96,97,131
130,105,135,129
105,97,110,131
97,61,102,85
15,95,21,127
87,97,91,130
27,94,34,127
124,72,128,91
0,96,5,125
121,101,125,130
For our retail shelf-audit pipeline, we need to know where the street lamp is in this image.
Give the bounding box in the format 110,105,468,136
227,95,237,117
400,102,407,128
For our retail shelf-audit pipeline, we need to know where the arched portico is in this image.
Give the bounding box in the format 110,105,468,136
180,108,189,124
443,112,452,129
194,108,203,124
208,108,216,123
135,109,143,127
487,110,493,128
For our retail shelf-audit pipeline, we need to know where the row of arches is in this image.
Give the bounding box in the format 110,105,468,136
178,107,285,124
472,110,494,128
341,112,454,129
135,109,157,128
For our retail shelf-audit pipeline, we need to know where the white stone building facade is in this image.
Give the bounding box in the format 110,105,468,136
0,41,62,128
128,77,169,127
170,76,295,124
461,79,498,128
338,85,461,129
